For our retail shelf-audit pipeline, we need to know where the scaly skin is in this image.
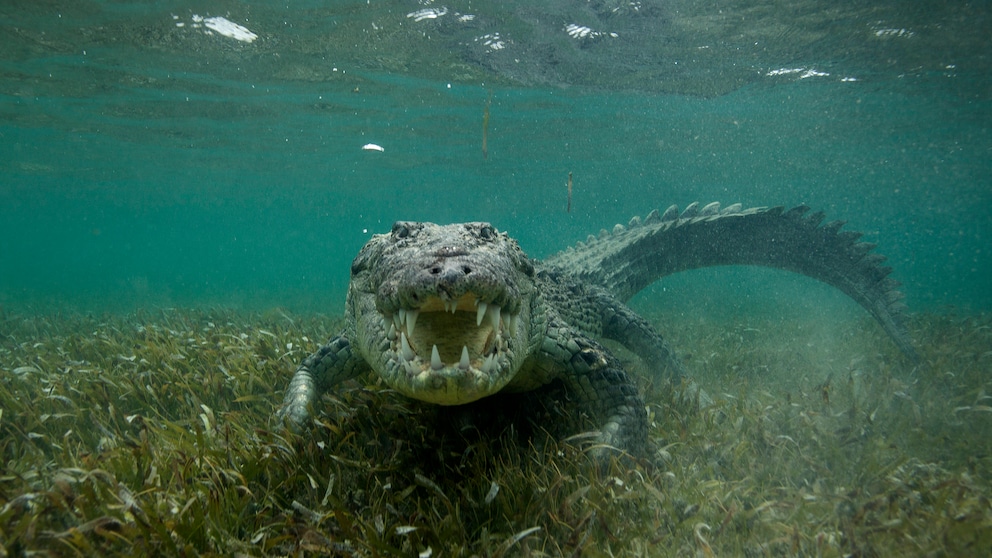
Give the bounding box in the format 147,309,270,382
278,204,916,455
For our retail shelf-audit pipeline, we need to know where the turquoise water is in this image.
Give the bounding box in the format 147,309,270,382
1,0,989,317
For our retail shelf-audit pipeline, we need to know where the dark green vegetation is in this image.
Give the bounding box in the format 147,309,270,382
2,308,990,556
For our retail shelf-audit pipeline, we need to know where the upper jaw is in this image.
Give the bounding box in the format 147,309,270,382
377,276,521,318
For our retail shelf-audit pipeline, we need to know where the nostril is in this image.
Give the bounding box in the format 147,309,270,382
430,266,442,275
462,266,472,275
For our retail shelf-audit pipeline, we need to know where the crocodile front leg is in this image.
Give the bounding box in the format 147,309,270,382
277,331,369,429
531,323,648,455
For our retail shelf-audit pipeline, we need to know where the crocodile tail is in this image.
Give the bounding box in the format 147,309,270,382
546,202,917,360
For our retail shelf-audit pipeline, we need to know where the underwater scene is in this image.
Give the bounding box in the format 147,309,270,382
1,0,990,555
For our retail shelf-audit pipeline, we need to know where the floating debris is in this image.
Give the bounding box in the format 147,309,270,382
406,7,448,23
482,91,492,160
176,14,258,43
873,27,915,39
475,33,506,51
564,24,618,41
566,171,573,213
766,67,830,79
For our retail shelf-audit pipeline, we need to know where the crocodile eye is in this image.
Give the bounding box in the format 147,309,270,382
392,222,411,239
478,225,495,240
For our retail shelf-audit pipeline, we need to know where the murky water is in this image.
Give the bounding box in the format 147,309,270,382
1,0,988,315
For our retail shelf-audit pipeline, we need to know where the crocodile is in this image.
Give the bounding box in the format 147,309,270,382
278,202,916,455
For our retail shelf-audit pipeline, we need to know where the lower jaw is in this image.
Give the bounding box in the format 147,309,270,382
389,367,499,405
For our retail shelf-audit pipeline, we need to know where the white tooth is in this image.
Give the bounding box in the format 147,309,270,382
508,314,518,337
401,332,415,361
431,345,443,370
406,308,419,337
482,354,495,374
388,323,397,341
451,301,458,314
488,304,501,330
393,312,402,331
476,301,488,327
459,346,471,370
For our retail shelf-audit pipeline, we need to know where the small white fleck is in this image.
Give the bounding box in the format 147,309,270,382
362,143,385,152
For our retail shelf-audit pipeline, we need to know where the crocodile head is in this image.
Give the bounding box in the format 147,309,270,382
347,221,536,405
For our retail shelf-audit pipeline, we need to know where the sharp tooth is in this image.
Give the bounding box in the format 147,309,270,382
488,304,501,330
476,301,488,327
393,312,402,331
406,308,419,337
431,345,443,370
387,323,397,341
508,314,518,337
482,354,495,374
459,346,470,370
401,332,416,361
